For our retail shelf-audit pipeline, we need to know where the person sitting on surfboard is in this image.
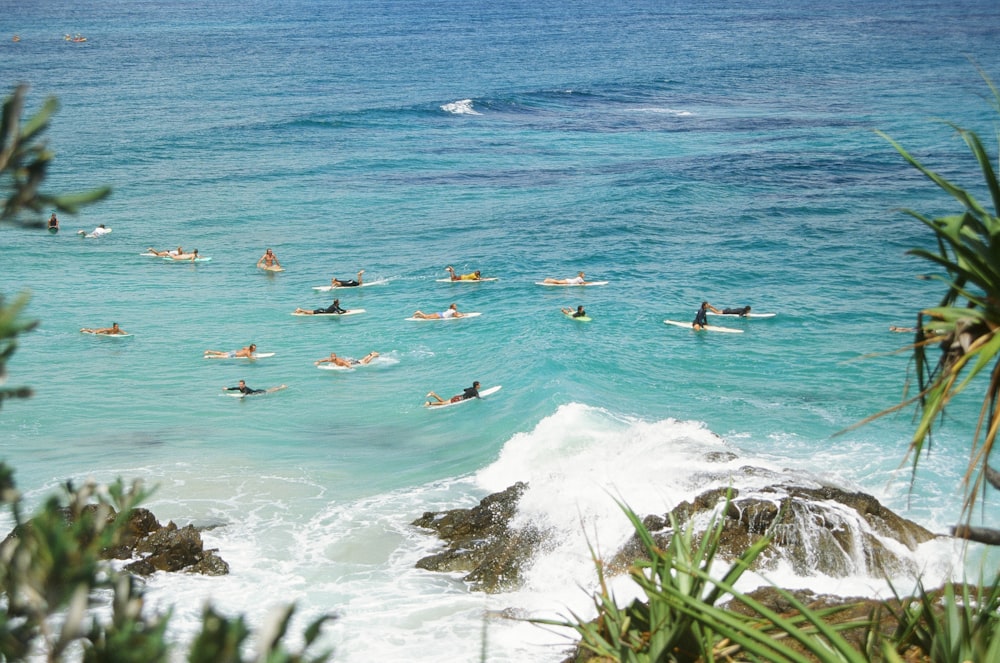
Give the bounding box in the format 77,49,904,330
562,305,587,318
47,212,59,232
543,271,588,285
257,248,281,270
329,269,364,287
315,351,379,368
425,381,480,406
445,266,481,281
294,298,347,315
412,303,464,319
80,322,127,335
693,301,723,330
204,343,257,359
721,306,752,316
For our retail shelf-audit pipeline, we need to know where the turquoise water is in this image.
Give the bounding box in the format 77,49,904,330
4,0,1000,659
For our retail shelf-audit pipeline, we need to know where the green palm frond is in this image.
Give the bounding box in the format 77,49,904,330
873,69,1000,525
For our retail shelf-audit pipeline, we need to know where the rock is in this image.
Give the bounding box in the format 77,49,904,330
412,482,544,593
610,484,937,578
2,505,229,578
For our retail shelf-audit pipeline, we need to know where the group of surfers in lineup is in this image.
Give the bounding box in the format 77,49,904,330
81,244,758,400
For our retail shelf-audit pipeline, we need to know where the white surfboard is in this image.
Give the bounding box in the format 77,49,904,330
425,385,502,409
663,319,743,334
312,278,388,291
204,352,276,359
708,312,776,319
226,384,287,398
259,265,285,272
406,312,482,321
291,309,366,317
434,277,499,283
162,256,212,262
535,281,608,287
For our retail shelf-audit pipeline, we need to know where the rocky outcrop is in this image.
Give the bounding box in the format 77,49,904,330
612,485,936,578
3,505,229,577
411,482,547,593
413,481,938,592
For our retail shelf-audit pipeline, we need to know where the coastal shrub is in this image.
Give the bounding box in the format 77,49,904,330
883,573,1000,663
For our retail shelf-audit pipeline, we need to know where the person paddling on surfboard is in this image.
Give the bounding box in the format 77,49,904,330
721,305,752,316
294,298,347,315
204,343,257,358
315,351,379,368
543,271,588,285
80,322,127,335
425,381,480,406
147,246,183,257
166,248,201,261
693,301,722,330
412,303,464,319
329,270,364,287
445,266,481,281
223,379,286,396
562,305,587,318
257,248,281,270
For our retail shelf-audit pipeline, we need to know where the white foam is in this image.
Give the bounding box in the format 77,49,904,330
441,99,481,115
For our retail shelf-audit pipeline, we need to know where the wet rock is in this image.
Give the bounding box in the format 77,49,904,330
412,482,545,593
3,505,230,577
611,483,937,578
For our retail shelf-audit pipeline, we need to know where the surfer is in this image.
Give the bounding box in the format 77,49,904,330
692,301,722,330
543,271,588,285
412,303,464,319
80,322,127,335
78,224,110,238
224,380,265,395
329,270,365,287
223,380,285,396
146,246,183,257
166,248,201,260
257,248,281,270
315,351,379,368
445,266,481,281
721,306,752,316
204,343,258,359
562,305,587,318
425,381,480,406
47,213,59,232
294,298,347,315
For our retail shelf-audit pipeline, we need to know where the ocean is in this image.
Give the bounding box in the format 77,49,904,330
3,0,1000,659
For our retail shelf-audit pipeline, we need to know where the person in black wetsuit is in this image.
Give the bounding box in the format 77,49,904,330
425,381,481,406
330,270,364,287
294,299,348,315
223,380,264,395
692,301,722,330
721,306,752,316
561,305,587,318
